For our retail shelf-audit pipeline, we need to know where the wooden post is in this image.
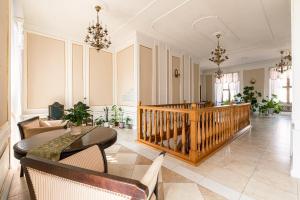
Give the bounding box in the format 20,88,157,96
137,101,143,140
189,103,198,163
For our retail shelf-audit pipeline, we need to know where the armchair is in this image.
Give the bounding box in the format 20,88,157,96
21,146,165,200
17,116,67,140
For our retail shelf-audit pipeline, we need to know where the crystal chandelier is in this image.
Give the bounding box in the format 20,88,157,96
209,34,229,79
274,50,292,74
85,6,111,51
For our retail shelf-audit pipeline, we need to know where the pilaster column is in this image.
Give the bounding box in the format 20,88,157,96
291,0,300,178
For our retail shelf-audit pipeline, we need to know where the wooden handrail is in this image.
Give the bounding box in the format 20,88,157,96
137,102,251,165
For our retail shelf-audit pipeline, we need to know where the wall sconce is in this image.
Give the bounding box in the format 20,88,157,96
174,68,180,78
250,78,256,84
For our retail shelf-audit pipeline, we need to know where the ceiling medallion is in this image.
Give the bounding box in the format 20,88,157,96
85,5,111,51
209,34,229,79
274,50,292,74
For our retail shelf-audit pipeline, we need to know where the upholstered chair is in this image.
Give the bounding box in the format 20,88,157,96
17,116,67,140
21,146,165,200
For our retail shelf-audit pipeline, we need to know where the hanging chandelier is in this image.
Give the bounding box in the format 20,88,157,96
274,50,292,74
209,34,229,79
85,5,111,51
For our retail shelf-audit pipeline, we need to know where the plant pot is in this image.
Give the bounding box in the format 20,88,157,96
104,122,110,128
118,122,125,129
126,124,133,129
268,108,274,115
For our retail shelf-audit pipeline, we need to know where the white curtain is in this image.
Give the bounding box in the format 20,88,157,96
269,68,292,103
215,72,240,105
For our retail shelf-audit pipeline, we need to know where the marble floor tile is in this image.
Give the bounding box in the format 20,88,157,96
163,183,204,200
107,164,134,178
243,179,298,200
104,144,121,154
108,153,137,165
198,185,227,200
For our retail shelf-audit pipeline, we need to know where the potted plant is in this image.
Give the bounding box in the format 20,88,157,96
125,116,133,129
95,116,105,126
110,105,122,127
103,107,110,127
63,101,92,126
118,110,125,129
234,85,262,112
259,94,283,116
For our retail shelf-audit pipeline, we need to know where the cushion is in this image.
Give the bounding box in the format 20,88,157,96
39,120,52,127
23,119,40,129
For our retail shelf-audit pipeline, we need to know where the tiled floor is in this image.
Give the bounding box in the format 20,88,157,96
7,115,300,200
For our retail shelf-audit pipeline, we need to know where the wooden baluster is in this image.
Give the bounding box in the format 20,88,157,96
143,109,147,140
190,104,198,163
148,110,152,142
197,115,201,152
212,111,215,146
174,113,178,151
201,112,205,153
209,111,212,149
166,112,170,148
181,114,186,154
160,111,163,146
153,111,157,144
137,102,143,140
205,111,209,149
216,111,219,144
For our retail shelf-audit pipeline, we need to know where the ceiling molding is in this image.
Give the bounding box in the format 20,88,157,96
192,16,240,41
151,0,191,30
111,0,159,35
259,0,275,40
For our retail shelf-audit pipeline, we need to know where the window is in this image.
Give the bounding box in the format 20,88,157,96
215,72,240,104
270,69,292,104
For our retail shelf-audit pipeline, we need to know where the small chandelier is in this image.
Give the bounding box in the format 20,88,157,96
209,34,229,79
85,6,111,51
274,50,292,74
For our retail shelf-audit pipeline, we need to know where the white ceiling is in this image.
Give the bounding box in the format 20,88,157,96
19,0,291,69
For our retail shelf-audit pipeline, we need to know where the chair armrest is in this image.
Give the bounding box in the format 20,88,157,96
21,156,148,199
59,145,107,173
141,152,165,199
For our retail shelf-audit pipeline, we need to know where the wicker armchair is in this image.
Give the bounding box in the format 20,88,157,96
21,145,165,200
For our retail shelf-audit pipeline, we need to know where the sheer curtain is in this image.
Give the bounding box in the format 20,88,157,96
215,72,240,105
269,68,292,103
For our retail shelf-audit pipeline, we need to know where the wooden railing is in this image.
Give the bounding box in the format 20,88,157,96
137,103,251,165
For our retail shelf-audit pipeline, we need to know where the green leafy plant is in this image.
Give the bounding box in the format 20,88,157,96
110,105,122,126
63,101,92,126
125,116,133,129
103,106,109,122
95,116,105,126
259,94,283,115
235,85,262,112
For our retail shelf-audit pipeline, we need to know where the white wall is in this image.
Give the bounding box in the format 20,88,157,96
136,32,200,105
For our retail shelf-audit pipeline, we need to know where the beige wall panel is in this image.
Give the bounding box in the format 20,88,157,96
206,74,213,102
139,45,152,105
194,64,199,102
243,68,265,96
89,49,113,106
0,0,9,125
27,33,66,109
172,56,180,103
117,45,135,106
72,44,84,104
